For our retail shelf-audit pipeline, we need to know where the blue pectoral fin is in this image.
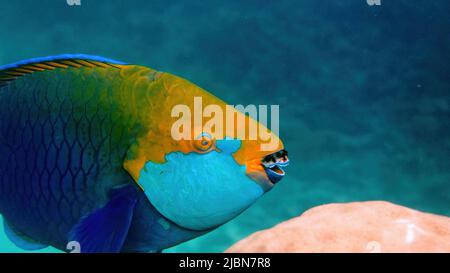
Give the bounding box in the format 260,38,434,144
3,220,47,251
68,185,138,253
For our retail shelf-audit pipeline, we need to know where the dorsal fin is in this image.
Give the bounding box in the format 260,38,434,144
0,54,129,87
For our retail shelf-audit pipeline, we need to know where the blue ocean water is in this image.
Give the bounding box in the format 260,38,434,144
0,0,448,252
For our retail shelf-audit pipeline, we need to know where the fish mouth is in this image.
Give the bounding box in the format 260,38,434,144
261,149,289,184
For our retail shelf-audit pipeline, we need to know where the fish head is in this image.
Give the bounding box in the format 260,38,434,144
134,72,289,231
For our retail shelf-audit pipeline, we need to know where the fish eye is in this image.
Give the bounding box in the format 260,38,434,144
193,132,215,153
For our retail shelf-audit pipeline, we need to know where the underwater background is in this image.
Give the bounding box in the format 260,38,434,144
0,0,448,252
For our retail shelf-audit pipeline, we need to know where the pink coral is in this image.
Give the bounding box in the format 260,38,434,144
226,201,450,253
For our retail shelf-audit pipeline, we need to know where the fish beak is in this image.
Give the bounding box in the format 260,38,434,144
261,149,289,184
243,147,289,191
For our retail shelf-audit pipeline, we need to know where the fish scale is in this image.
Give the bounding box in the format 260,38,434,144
0,65,138,249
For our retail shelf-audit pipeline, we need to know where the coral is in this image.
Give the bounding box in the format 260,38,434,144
226,201,450,253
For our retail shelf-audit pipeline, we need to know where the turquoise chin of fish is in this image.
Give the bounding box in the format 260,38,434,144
137,139,265,231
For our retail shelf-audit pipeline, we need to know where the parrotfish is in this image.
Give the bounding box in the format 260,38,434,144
0,54,289,253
